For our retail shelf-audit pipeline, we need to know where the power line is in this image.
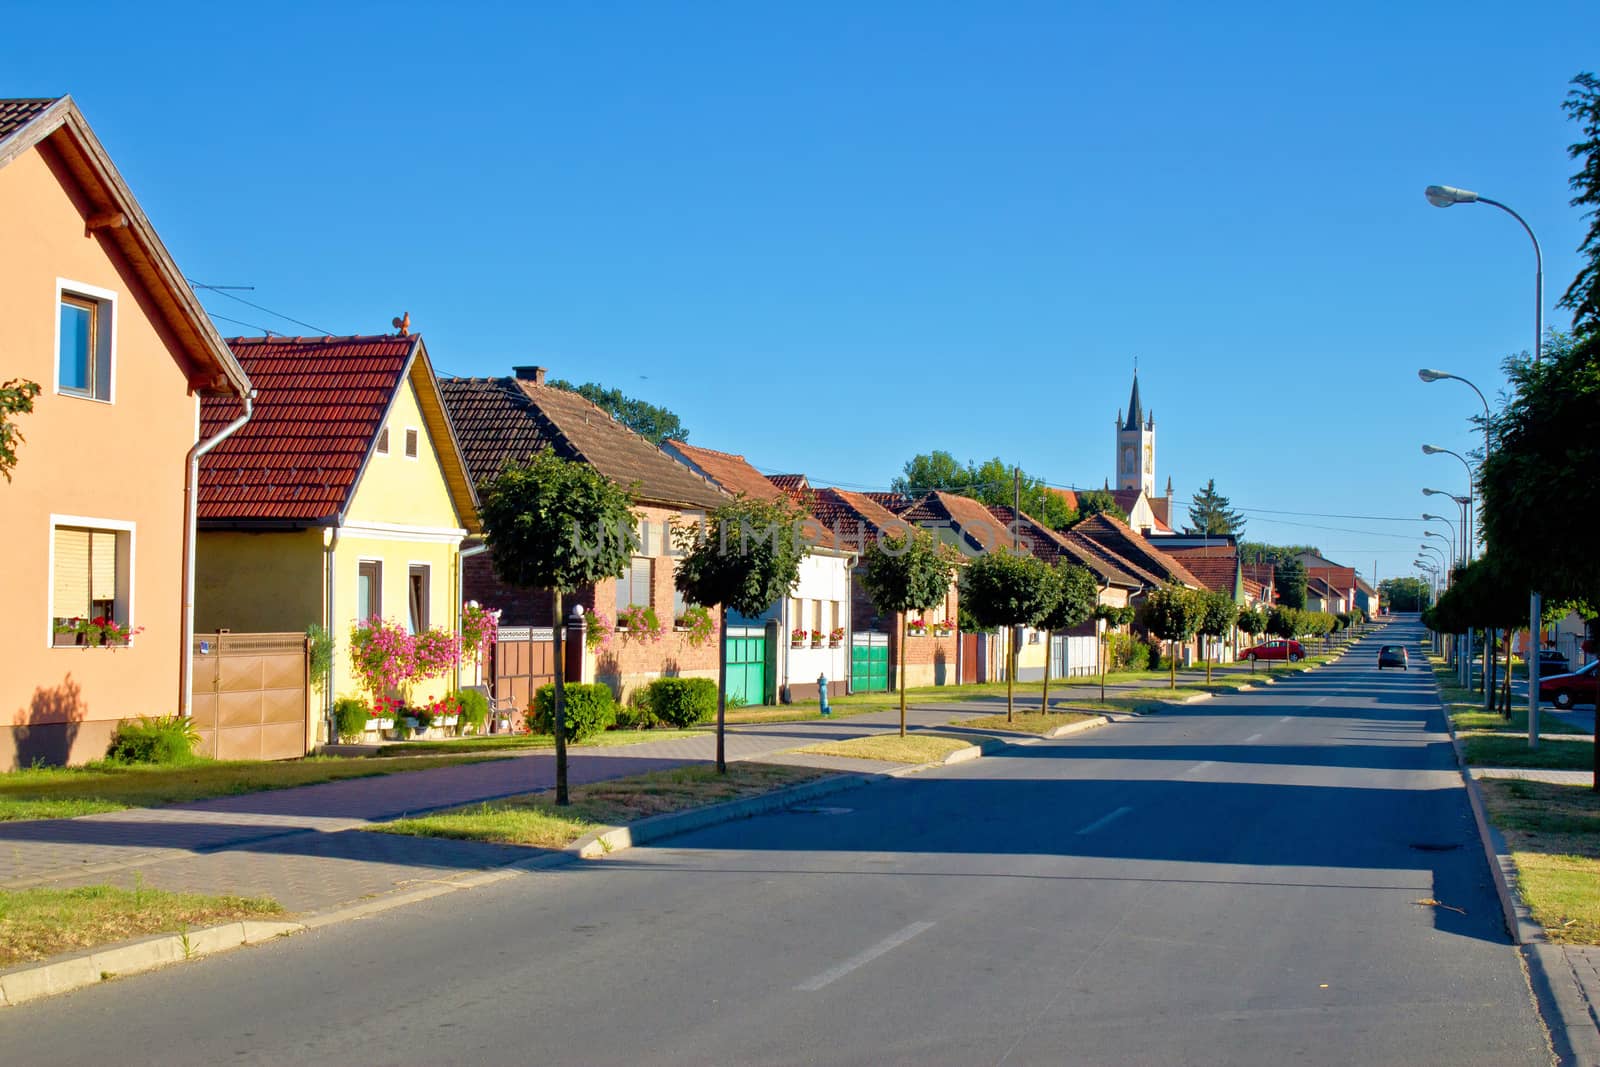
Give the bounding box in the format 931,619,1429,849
202,309,277,334
189,280,334,336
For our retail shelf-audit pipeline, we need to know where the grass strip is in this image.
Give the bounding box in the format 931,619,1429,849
369,762,828,850
0,754,509,823
376,728,708,757
958,711,1101,735
1478,778,1600,945
0,884,282,968
1461,734,1594,770
791,733,975,764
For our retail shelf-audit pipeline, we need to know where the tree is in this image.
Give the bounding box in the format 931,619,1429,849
861,528,959,737
1274,557,1308,610
960,549,1058,721
0,378,42,483
549,379,688,444
479,449,637,803
1196,591,1237,686
1266,606,1302,645
674,496,808,769
891,452,1077,529
1186,479,1245,537
1238,542,1321,566
1076,488,1128,522
1561,73,1600,333
1035,563,1099,715
1143,585,1203,689
1236,606,1264,670
1380,576,1432,613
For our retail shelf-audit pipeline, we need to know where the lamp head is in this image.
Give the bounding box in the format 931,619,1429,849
1422,444,1443,455
1453,494,1470,505
1422,488,1443,497
1423,513,1442,521
1418,368,1449,383
1425,184,1480,207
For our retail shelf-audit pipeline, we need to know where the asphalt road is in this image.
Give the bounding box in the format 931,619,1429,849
0,622,1552,1065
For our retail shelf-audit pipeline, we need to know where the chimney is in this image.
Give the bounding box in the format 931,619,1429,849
514,365,547,385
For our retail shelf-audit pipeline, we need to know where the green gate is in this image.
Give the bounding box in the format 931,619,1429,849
852,632,890,693
724,627,767,706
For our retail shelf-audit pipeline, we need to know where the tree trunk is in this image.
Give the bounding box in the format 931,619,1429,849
551,589,568,806
1006,627,1015,723
1040,630,1051,716
1503,629,1513,716
716,604,728,773
899,611,908,738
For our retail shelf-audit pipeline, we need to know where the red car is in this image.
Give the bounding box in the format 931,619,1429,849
1242,639,1304,663
1540,661,1599,710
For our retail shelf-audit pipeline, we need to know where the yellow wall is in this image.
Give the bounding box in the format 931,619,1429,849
195,529,324,635
1014,629,1049,672
343,374,459,528
330,534,461,705
0,144,201,766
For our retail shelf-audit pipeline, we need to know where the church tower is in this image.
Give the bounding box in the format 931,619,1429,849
1115,371,1155,497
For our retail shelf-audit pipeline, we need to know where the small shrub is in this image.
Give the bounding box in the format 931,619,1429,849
727,692,749,709
614,688,659,730
106,715,200,765
1146,640,1164,671
333,698,369,742
645,677,717,728
451,689,490,734
532,683,618,742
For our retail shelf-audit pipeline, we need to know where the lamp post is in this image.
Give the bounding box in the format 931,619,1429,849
1423,530,1456,572
1425,488,1473,685
1423,444,1476,559
1424,183,1544,746
1418,370,1493,463
1423,512,1458,558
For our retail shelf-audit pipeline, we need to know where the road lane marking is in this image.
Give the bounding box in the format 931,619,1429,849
795,921,935,991
1278,716,1292,724
1245,733,1264,743
1184,761,1215,775
1075,806,1134,835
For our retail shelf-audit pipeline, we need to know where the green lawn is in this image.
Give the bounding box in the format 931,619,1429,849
791,733,975,764
370,762,828,849
1478,778,1600,945
0,884,283,968
0,753,509,822
376,728,708,757
959,711,1101,735
1430,654,1592,769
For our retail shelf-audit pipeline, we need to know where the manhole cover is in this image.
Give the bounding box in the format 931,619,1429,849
1409,842,1462,852
790,806,854,816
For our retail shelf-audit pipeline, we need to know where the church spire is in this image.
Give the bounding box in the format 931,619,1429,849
1123,371,1143,431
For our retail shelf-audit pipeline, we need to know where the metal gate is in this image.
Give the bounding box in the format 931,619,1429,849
190,632,310,761
724,626,766,706
489,627,556,726
852,631,890,693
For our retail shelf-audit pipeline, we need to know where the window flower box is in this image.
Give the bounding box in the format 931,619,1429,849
52,616,143,648
369,717,396,731
829,627,845,648
791,628,808,648
906,618,928,637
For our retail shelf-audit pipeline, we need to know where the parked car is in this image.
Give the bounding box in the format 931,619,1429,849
1242,639,1303,663
1377,645,1408,670
1539,661,1599,710
1537,648,1571,675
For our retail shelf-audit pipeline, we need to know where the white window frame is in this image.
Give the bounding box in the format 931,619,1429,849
46,514,136,648
356,558,384,622
53,278,117,404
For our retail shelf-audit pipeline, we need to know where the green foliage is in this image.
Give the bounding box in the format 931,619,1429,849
1186,479,1245,537
1141,585,1203,643
1238,542,1321,566
1380,576,1432,612
615,688,659,730
673,496,808,618
890,452,1077,529
1094,604,1137,629
1105,632,1150,670
959,550,1059,630
306,624,334,696
451,689,490,732
1039,563,1098,633
1236,606,1265,638
861,528,958,618
1274,557,1308,610
333,698,369,742
1426,556,1532,634
1561,72,1600,333
1266,607,1302,640
548,379,688,444
1196,590,1238,638
532,684,617,742
105,715,200,765
0,378,42,483
479,448,639,598
1146,639,1165,671
644,678,717,728
1075,488,1128,523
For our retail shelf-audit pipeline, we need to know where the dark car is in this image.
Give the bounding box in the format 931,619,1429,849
1539,661,1599,710
1377,645,1408,670
1242,639,1303,662
1538,648,1571,675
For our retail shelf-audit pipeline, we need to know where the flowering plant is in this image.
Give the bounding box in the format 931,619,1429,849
829,627,845,643
906,617,928,633
54,616,144,648
349,617,462,706
460,601,500,667
370,696,404,724
585,610,614,651
791,628,808,644
678,604,718,648
933,618,954,634
617,604,665,643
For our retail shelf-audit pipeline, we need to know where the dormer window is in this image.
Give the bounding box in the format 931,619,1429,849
56,281,115,402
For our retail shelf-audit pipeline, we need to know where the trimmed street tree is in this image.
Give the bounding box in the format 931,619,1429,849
1196,590,1237,686
1093,603,1136,700
674,496,807,770
1236,606,1265,673
960,549,1058,722
1143,585,1203,689
1035,562,1099,715
861,527,959,737
478,449,637,804
1187,479,1245,537
1265,606,1303,669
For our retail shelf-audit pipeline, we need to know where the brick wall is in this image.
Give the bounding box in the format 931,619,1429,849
853,568,961,689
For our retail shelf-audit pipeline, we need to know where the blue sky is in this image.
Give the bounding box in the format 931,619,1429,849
6,1,1597,585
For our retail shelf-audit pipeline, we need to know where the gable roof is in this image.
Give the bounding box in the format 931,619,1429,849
766,473,811,503
810,488,912,548
863,491,915,514
198,335,477,529
440,374,727,510
1163,545,1241,596
985,505,1145,589
900,492,1013,555
664,442,788,503
1308,565,1357,592
1071,512,1204,588
0,96,249,398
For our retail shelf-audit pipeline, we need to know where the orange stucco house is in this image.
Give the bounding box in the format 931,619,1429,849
0,97,253,767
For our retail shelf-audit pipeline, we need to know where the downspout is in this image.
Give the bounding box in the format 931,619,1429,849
179,391,254,718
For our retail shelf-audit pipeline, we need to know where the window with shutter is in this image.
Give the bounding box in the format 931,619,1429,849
616,557,653,614
51,523,130,644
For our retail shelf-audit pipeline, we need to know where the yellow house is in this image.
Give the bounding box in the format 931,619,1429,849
194,333,479,741
0,97,254,767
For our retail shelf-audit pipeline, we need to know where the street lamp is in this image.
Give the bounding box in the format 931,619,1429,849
1423,444,1476,560
1424,487,1473,685
1418,369,1493,461
1424,182,1545,744
1422,489,1471,562
1423,512,1458,557
1423,530,1456,570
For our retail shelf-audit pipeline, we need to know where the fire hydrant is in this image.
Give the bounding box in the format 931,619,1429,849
819,673,830,716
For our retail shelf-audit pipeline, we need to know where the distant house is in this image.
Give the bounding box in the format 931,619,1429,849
1353,577,1379,616
195,333,481,743
441,367,729,703
1070,513,1208,664
1,96,253,767
1150,533,1245,663
662,441,853,701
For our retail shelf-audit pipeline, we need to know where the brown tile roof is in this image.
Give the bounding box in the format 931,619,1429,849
810,488,911,545
1242,577,1265,599
766,474,811,502
1071,513,1204,588
863,491,915,514
440,374,727,510
1061,530,1166,588
1309,566,1357,592
1149,495,1173,529
1046,486,1079,512
986,505,1144,588
1163,546,1240,595
665,442,787,503
899,492,1013,555
199,335,476,528
0,98,58,142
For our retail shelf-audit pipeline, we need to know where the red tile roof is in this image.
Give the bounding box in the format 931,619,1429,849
440,374,727,510
810,488,911,546
985,505,1145,588
1163,545,1241,595
766,474,811,504
1061,530,1166,588
1046,486,1079,512
863,491,915,514
199,335,424,522
1071,513,1204,588
0,98,58,142
900,492,1012,555
666,442,788,503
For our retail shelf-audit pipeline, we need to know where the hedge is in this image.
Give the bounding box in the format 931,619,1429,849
644,677,717,728
532,683,617,742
